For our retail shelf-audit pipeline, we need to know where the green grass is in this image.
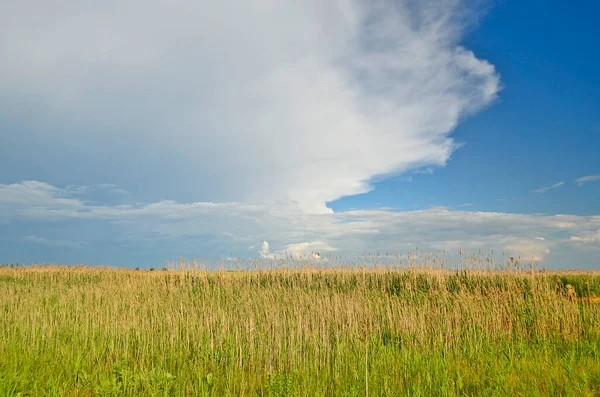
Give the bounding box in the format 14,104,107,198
0,265,599,396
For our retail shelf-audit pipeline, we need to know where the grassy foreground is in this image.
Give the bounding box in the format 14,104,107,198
1,264,599,396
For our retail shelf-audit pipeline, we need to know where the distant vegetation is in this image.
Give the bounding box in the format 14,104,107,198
1,257,599,396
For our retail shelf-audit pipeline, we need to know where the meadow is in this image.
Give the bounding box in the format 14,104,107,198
1,256,599,396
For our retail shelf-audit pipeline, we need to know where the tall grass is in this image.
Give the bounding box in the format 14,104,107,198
0,259,599,396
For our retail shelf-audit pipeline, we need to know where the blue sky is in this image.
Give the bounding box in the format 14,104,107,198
1,0,599,268
332,0,600,216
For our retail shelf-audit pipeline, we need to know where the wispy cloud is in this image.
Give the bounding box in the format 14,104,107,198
96,184,130,195
534,181,564,193
575,175,600,186
2,181,600,268
23,236,85,249
259,241,335,260
413,168,435,175
284,242,337,256
570,230,600,244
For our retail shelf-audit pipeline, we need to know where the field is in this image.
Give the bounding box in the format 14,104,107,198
1,260,599,396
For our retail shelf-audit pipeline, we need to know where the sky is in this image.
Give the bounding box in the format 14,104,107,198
1,0,599,269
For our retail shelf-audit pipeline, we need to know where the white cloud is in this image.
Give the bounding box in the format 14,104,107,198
0,181,83,221
284,241,338,256
259,240,334,261
0,0,500,213
575,175,600,186
502,237,551,262
534,181,564,193
2,181,600,268
259,241,271,259
570,230,600,244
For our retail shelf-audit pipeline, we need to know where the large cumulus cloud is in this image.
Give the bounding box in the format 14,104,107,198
0,0,499,212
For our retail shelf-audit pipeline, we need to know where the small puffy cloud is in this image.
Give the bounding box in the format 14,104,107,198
259,241,271,259
575,175,600,186
534,181,564,193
